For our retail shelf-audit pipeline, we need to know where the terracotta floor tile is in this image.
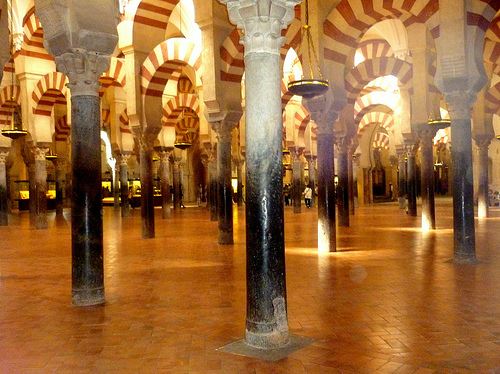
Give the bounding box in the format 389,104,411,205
0,199,499,372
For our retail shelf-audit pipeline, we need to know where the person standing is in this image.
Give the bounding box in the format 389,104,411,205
304,185,312,208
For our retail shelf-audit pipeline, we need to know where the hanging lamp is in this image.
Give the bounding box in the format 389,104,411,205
428,118,451,127
2,3,27,140
287,0,329,98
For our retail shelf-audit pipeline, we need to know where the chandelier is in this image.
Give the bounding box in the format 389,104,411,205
1,3,27,140
287,0,329,98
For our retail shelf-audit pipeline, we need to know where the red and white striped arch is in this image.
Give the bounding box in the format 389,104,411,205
55,115,70,142
358,111,394,135
323,0,439,65
484,14,500,69
486,81,500,115
162,93,200,126
0,85,21,127
281,79,295,110
467,0,500,34
356,39,393,62
345,57,412,104
354,91,398,120
19,7,53,61
119,109,131,134
132,0,177,31
141,38,202,98
31,72,68,116
99,57,127,96
372,131,390,150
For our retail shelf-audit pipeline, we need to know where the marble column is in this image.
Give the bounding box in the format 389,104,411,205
446,93,476,262
208,154,217,220
159,150,172,219
0,152,8,226
213,122,236,244
306,155,316,208
140,144,155,238
220,0,299,349
55,51,109,306
347,150,355,215
120,155,130,217
173,156,182,210
475,135,492,218
418,127,437,230
396,147,407,209
54,158,66,216
405,143,418,217
336,138,349,227
32,147,49,229
291,148,302,213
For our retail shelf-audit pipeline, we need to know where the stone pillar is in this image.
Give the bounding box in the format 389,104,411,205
159,150,172,219
347,149,355,215
140,143,155,238
336,138,349,227
54,158,66,216
113,165,120,210
405,143,418,216
119,155,130,217
446,93,476,262
213,122,236,244
417,127,437,230
475,135,492,218
396,146,407,209
173,156,182,210
236,159,244,206
32,147,49,229
0,152,8,226
56,51,110,306
219,0,300,349
291,148,302,213
208,153,217,220
306,155,316,208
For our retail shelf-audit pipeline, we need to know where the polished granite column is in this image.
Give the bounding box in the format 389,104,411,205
213,122,236,244
159,149,172,219
173,156,182,210
120,155,130,217
336,138,349,227
396,146,407,209
475,135,492,218
56,50,110,306
219,0,299,349
446,93,476,262
32,147,48,229
306,155,316,208
208,153,217,221
54,158,65,216
0,151,8,226
418,127,437,230
291,148,302,213
405,142,418,217
140,144,155,238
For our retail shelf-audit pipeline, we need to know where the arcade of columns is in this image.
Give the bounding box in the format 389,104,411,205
0,0,499,350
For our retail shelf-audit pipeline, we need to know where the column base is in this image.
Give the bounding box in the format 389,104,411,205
72,287,105,306
218,230,233,245
245,328,289,350
453,253,478,265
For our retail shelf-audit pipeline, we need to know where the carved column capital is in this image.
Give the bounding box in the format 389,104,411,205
404,142,418,157
474,134,493,149
211,121,236,144
34,147,49,161
159,150,172,163
0,152,8,164
445,91,476,121
55,49,110,97
334,136,350,154
120,154,131,166
415,125,438,143
219,0,300,56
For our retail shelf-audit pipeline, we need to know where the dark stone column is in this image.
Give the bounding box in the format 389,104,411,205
173,157,182,210
0,152,8,226
336,139,349,227
54,159,65,216
306,155,316,208
140,145,155,238
447,93,476,263
113,164,120,210
396,146,407,209
347,151,355,215
213,123,235,244
71,95,104,306
475,135,491,218
159,150,172,219
119,155,130,217
236,159,244,207
406,143,418,217
32,147,48,229
418,127,437,230
291,148,302,213
208,156,217,220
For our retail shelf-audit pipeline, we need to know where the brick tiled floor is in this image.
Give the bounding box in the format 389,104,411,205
0,198,499,373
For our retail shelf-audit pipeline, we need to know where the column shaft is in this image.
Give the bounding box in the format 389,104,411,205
208,159,217,220
173,160,181,210
245,52,288,349
347,154,354,215
0,158,7,226
71,95,104,306
398,154,407,209
420,138,436,229
308,157,316,208
317,132,336,252
55,161,64,216
160,154,172,219
217,135,234,244
337,147,349,227
236,161,244,207
407,152,417,216
140,147,155,238
477,142,490,218
120,161,130,217
113,167,120,209
33,152,48,229
292,153,302,213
